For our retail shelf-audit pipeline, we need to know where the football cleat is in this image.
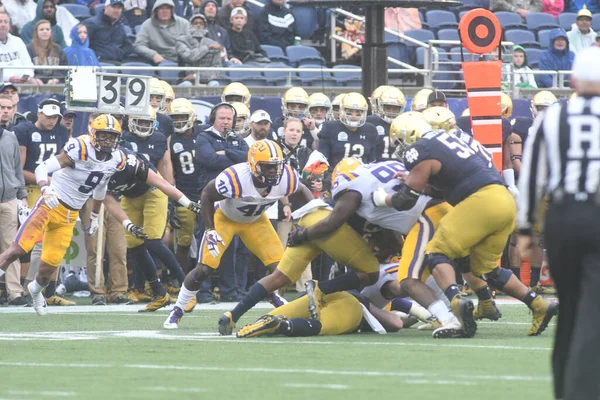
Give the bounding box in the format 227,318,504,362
46,294,76,306
417,316,442,331
450,297,477,338
27,282,48,316
459,284,473,297
218,311,235,335
163,306,184,329
530,284,557,295
163,283,180,295
129,288,152,303
237,315,287,338
305,280,324,320
473,299,502,321
138,293,171,313
432,316,465,339
528,297,558,336
184,297,197,313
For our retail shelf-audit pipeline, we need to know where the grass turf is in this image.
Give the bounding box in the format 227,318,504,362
0,301,555,400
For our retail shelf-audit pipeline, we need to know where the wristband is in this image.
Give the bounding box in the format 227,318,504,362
178,195,191,208
282,203,292,208
122,219,132,228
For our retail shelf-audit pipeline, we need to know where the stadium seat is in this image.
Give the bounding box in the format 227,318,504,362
385,31,403,43
93,4,104,15
120,62,154,76
504,29,541,49
296,64,334,86
425,10,458,29
331,65,361,87
157,60,180,84
262,63,296,86
285,45,325,67
62,4,91,20
525,48,543,66
291,6,318,39
436,28,459,44
593,13,600,31
226,64,268,86
387,42,410,66
404,29,435,45
526,12,559,31
261,45,290,64
537,29,552,48
494,11,527,30
245,1,262,16
448,46,473,62
558,12,577,30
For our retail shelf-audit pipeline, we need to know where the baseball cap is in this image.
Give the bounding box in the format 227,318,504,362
190,13,207,23
427,90,447,105
573,46,600,81
231,7,247,18
0,83,17,93
105,0,124,6
38,99,62,117
250,110,271,123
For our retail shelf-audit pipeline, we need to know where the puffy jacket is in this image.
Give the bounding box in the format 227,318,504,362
134,0,190,63
64,24,101,67
20,0,67,48
537,28,575,88
82,10,134,62
195,128,249,190
259,2,297,50
176,26,222,81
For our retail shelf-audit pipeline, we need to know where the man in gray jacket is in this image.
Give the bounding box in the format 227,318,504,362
134,0,190,64
177,14,222,84
0,125,28,305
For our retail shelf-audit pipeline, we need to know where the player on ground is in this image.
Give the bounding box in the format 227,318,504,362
163,139,313,330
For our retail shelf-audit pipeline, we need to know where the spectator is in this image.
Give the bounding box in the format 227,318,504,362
0,112,28,306
3,0,36,34
149,0,193,19
83,0,134,64
55,1,80,46
177,14,222,84
123,0,149,28
567,6,597,53
134,0,190,64
64,24,101,67
513,45,538,88
0,13,37,84
228,7,270,65
568,0,598,13
0,84,25,128
259,0,297,50
20,0,67,48
538,28,575,88
200,0,239,63
217,0,257,36
0,94,17,129
490,0,542,20
26,20,68,84
542,0,563,17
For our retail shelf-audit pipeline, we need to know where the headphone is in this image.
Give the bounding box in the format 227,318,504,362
209,102,237,130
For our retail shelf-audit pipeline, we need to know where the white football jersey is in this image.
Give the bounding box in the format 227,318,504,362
331,160,430,234
360,262,399,309
51,135,126,210
214,162,300,223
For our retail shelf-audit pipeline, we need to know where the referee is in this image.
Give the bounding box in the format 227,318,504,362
517,46,600,400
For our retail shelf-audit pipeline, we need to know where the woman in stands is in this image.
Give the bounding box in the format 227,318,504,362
26,19,66,84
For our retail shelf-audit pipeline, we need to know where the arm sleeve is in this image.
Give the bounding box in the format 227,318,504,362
34,155,62,184
92,180,108,201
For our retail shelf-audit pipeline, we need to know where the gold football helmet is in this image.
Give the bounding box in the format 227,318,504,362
462,108,470,117
222,82,251,106
161,80,175,113
129,108,158,138
149,78,166,112
369,85,394,114
389,112,432,159
340,92,368,128
331,157,363,186
531,90,558,118
331,93,346,120
569,92,578,102
231,101,251,137
248,139,284,185
308,93,333,125
422,106,457,133
89,114,122,153
411,89,433,112
282,87,310,118
169,98,196,134
500,92,513,118
377,87,407,123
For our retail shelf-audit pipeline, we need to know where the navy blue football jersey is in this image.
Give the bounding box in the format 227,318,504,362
318,120,378,169
366,115,395,161
15,122,69,173
170,129,201,202
403,130,504,206
157,114,174,138
123,129,168,167
108,148,157,198
272,117,314,149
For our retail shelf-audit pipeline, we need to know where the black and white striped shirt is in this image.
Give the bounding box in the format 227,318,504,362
517,96,600,231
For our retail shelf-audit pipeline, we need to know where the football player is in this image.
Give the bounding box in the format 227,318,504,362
372,112,558,337
368,85,393,113
411,89,432,112
307,92,333,127
104,147,201,312
318,92,378,169
163,139,313,330
231,101,251,137
0,115,126,315
366,87,406,161
148,78,174,137
221,82,251,107
160,80,175,114
168,99,201,275
272,87,318,150
500,92,513,119
331,94,345,121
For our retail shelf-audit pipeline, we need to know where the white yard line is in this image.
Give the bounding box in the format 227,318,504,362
404,379,477,386
282,383,350,390
6,390,77,397
145,386,209,393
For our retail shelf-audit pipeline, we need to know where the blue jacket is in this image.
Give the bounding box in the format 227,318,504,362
64,25,101,67
195,128,249,190
537,28,575,88
20,0,67,48
568,0,599,13
82,12,134,62
259,2,297,50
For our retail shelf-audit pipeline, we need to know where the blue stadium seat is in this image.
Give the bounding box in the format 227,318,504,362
120,62,154,76
245,1,262,17
296,64,334,86
291,6,318,39
593,13,600,31
436,28,459,43
448,46,473,62
425,10,458,29
387,43,410,67
261,45,290,64
537,29,552,48
93,4,104,15
285,45,325,67
558,12,577,30
226,64,268,86
157,60,180,84
62,4,91,20
385,31,403,43
494,11,527,30
332,65,361,87
404,29,435,45
262,63,296,86
526,12,559,31
524,48,543,66
505,29,541,49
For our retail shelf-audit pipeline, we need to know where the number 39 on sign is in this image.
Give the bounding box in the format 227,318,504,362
97,74,151,117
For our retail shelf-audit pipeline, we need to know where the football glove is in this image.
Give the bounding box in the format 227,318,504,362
124,220,148,239
188,201,201,215
287,225,309,247
41,185,59,209
168,201,183,230
17,200,31,225
371,187,388,207
204,229,225,257
87,211,100,236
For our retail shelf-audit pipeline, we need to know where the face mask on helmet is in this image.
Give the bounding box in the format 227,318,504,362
235,116,250,136
150,94,165,111
93,131,120,153
254,161,283,185
284,102,308,118
309,106,331,125
340,107,367,128
171,113,194,134
129,116,158,138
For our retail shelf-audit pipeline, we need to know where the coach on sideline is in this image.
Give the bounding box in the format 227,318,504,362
517,46,600,400
0,126,28,305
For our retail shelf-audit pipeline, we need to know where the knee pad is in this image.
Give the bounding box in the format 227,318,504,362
425,253,452,273
485,267,512,290
454,256,471,274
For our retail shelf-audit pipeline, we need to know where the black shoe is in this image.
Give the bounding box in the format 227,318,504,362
23,293,33,307
92,295,107,305
8,296,28,306
111,295,133,304
197,293,213,304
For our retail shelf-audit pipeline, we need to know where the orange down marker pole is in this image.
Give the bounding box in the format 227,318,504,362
459,9,503,171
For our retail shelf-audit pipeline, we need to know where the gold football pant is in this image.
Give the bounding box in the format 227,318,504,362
121,188,168,248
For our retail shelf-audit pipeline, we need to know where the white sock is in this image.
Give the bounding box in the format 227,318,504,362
428,299,454,324
28,279,46,294
409,302,432,322
175,284,199,310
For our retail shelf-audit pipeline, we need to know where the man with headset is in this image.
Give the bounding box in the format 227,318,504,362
194,103,249,302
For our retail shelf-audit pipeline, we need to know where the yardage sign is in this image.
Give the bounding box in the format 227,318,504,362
97,73,121,113
125,76,151,116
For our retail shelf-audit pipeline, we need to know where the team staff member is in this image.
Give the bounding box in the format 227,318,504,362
271,87,319,150
518,47,600,400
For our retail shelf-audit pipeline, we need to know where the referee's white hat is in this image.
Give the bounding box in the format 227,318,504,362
573,46,600,81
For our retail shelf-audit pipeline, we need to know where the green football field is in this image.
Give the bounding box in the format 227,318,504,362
0,298,556,400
